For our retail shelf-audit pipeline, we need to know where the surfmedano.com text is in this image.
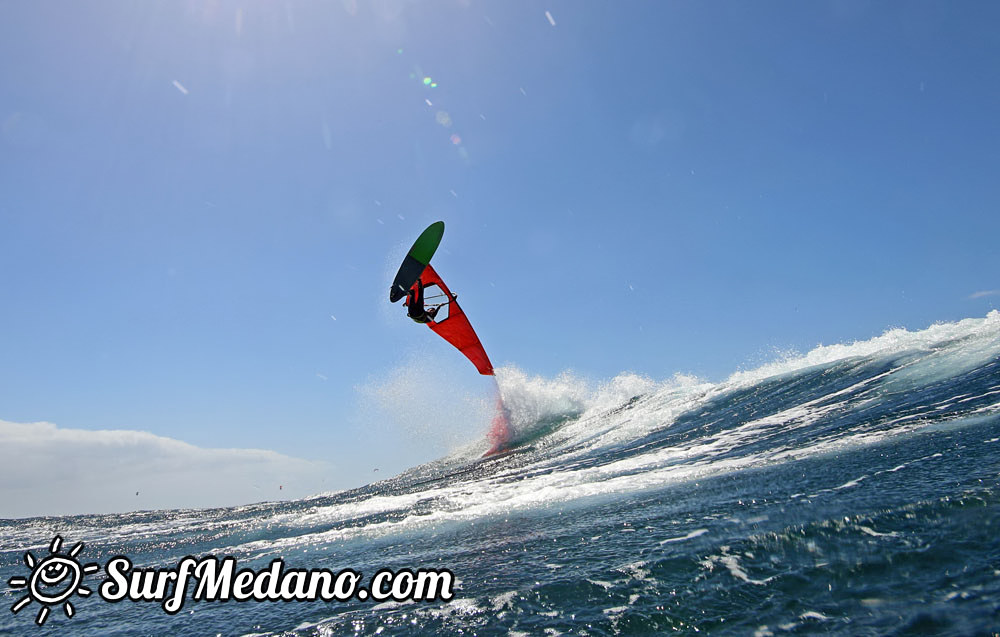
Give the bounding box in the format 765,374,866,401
99,556,454,614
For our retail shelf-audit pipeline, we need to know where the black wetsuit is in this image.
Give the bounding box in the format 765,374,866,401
407,280,437,323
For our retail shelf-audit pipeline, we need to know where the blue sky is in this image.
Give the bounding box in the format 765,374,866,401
2,1,998,515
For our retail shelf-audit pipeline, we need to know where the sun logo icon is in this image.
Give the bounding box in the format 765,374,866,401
7,535,101,626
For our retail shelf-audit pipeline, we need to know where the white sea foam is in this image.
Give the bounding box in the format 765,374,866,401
659,528,709,545
727,311,1000,387
129,313,1000,556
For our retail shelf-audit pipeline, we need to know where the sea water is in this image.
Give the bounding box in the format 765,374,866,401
2,313,999,635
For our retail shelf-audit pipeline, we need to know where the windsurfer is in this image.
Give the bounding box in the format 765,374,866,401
406,279,439,324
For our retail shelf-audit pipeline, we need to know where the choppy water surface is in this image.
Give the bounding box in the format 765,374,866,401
3,313,999,635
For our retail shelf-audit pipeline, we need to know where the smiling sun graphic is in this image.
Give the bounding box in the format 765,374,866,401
8,535,101,626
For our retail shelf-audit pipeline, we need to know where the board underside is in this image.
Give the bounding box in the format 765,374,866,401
389,221,444,302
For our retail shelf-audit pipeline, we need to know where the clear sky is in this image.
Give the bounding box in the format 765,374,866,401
1,1,998,516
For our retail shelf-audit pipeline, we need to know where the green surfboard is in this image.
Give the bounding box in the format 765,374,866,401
389,221,444,302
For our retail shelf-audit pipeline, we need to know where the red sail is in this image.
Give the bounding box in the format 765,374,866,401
413,264,494,376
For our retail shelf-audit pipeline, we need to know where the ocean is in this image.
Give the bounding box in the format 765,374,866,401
3,313,999,635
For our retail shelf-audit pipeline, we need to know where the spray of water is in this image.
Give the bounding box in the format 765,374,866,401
485,376,512,454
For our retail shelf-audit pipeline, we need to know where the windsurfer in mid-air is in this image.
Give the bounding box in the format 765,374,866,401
389,221,493,375
406,278,439,324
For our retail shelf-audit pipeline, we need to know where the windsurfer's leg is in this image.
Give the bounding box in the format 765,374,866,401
406,289,421,320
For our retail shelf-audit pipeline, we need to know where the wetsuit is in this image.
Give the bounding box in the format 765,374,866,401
407,280,438,323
